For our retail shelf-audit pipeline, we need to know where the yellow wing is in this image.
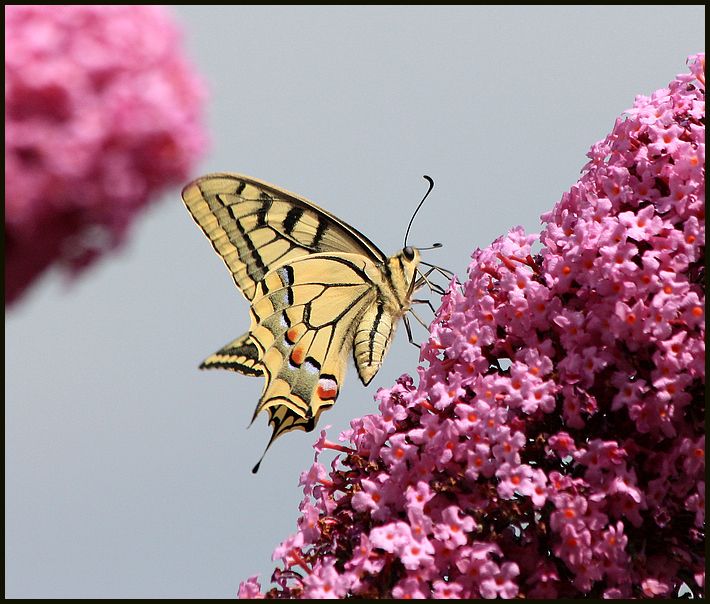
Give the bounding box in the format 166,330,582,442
247,253,379,471
181,173,386,302
199,333,263,376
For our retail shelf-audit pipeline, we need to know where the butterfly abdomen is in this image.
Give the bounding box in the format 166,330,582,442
353,301,396,386
351,249,421,386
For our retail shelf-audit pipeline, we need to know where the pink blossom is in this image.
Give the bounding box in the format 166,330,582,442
345,533,385,576
351,476,389,520
433,505,475,549
271,531,304,565
237,53,704,600
463,442,494,482
237,576,264,599
296,499,321,544
302,558,351,599
641,578,672,598
369,521,412,554
399,533,435,571
405,481,435,510
391,576,430,599
5,6,208,306
431,579,463,598
478,561,520,599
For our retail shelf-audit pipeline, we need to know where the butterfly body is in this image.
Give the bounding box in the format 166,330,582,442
182,173,422,458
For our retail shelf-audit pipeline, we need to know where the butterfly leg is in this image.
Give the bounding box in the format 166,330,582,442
403,315,420,349
409,308,430,330
415,268,447,296
414,266,434,287
419,261,455,281
412,298,437,314
424,280,447,296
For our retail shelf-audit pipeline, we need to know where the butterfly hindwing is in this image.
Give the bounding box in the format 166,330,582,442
200,333,263,376
248,253,378,446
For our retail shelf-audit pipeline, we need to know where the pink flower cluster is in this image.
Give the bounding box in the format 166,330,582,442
239,54,705,599
5,5,208,306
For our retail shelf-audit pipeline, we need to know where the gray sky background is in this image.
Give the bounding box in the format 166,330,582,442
5,5,705,598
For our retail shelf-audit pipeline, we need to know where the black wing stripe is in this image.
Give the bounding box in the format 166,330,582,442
201,359,263,376
188,173,388,263
256,192,273,226
311,217,328,248
283,207,304,236
369,301,385,365
230,206,267,281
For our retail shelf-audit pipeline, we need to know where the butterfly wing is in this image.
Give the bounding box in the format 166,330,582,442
181,173,387,302
247,253,379,454
199,333,263,376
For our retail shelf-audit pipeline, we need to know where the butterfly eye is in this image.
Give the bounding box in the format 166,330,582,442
403,246,415,261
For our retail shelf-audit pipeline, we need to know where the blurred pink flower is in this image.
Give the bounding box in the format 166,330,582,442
239,54,704,598
5,5,208,306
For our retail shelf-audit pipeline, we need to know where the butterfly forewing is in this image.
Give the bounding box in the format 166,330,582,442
181,174,386,301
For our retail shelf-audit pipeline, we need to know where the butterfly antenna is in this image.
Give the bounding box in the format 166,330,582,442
415,269,447,296
404,175,435,248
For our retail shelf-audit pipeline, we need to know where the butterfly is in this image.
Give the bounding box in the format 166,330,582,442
182,173,442,472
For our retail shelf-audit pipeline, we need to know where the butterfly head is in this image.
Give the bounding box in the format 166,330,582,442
388,245,422,298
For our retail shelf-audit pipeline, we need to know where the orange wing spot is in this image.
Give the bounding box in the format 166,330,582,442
286,327,300,344
317,379,339,401
290,347,305,366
